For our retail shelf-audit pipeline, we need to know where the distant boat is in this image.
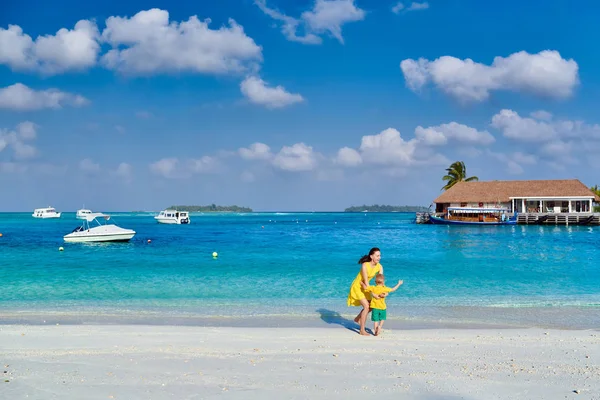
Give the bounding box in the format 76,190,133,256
32,206,61,219
154,209,190,224
429,207,517,225
64,213,136,243
76,208,93,219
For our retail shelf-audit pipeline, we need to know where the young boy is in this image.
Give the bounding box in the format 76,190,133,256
361,274,403,336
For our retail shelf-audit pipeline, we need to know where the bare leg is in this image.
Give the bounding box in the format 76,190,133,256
376,320,384,336
373,321,380,336
358,298,371,336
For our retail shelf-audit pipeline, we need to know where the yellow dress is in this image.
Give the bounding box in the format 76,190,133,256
347,262,382,307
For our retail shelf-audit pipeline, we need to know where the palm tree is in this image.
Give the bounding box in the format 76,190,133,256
442,161,479,190
591,185,600,198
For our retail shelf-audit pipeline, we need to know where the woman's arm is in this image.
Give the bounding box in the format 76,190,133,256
379,264,384,276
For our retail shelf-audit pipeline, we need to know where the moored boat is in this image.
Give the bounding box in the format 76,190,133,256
32,207,61,218
429,207,517,225
154,209,190,224
76,208,93,219
64,213,136,242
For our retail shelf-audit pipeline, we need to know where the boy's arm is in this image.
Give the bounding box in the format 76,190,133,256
389,280,404,292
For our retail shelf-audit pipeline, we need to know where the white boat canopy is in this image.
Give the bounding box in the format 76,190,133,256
85,213,111,222
447,207,509,214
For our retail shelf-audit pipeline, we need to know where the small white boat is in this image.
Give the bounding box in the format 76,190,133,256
32,206,61,218
76,208,93,219
154,209,191,224
64,213,136,243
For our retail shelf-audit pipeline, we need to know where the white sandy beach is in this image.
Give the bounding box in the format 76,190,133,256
1,325,599,399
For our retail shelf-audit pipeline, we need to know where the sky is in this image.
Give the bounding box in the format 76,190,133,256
1,0,600,211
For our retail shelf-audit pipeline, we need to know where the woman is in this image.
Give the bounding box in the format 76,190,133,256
347,247,384,336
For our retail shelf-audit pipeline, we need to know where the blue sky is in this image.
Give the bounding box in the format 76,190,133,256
1,0,599,211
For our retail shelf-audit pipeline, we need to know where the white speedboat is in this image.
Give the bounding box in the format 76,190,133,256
76,208,93,219
64,213,136,243
32,206,61,218
154,209,191,224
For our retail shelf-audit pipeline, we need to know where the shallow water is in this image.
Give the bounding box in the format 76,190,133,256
1,212,599,328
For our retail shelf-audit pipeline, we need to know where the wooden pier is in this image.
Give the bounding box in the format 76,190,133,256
516,212,600,225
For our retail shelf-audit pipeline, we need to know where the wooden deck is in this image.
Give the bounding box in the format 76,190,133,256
516,212,600,225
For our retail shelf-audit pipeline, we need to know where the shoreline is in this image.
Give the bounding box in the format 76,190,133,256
2,325,598,399
1,306,599,331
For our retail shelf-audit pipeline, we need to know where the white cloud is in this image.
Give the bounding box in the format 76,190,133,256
255,0,365,45
0,83,89,111
239,142,273,160
101,9,262,75
240,76,304,109
272,143,318,171
0,121,39,160
334,147,362,166
491,109,557,142
530,110,553,121
415,122,495,146
359,128,418,166
401,50,579,103
0,20,100,74
392,2,429,14
79,158,100,173
486,149,537,175
150,157,179,178
188,156,219,173
113,162,133,181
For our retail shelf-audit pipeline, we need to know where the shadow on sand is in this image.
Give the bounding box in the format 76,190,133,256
316,308,371,334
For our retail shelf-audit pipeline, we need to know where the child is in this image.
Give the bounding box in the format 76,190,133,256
361,273,403,336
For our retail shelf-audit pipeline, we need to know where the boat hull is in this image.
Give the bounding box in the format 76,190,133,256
63,224,136,242
63,233,135,243
429,215,517,225
154,217,190,224
32,213,61,218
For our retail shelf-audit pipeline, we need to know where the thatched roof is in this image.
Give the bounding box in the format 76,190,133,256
434,179,600,203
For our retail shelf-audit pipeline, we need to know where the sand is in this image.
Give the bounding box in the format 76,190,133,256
1,325,599,399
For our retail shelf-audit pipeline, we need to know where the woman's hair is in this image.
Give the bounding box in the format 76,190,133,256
358,247,380,264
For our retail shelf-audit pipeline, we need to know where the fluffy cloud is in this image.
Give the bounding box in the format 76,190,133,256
530,110,553,121
0,20,100,74
0,83,89,111
240,76,304,109
392,2,429,14
272,143,318,171
491,109,600,143
334,147,362,166
486,150,537,175
188,156,219,173
401,50,579,103
359,128,418,166
79,158,100,173
150,157,179,178
101,9,262,75
415,122,495,146
255,0,365,45
0,121,39,160
239,142,273,160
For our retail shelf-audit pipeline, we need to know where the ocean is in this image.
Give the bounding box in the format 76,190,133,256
1,212,599,329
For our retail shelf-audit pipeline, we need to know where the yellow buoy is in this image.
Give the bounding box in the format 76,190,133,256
212,252,218,258
59,246,64,251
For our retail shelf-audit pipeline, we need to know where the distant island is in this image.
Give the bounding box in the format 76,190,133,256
344,204,429,212
168,204,253,212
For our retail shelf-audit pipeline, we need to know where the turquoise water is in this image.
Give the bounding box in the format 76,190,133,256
1,212,599,329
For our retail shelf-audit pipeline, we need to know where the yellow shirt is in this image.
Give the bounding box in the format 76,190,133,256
364,285,392,310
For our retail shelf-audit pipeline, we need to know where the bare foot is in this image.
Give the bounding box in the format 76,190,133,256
374,327,380,336
354,315,360,323
359,330,370,336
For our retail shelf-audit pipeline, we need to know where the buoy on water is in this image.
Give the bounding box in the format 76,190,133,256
147,239,152,243
59,246,64,251
212,252,218,258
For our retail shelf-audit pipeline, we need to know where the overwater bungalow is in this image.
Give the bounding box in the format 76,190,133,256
432,179,600,225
